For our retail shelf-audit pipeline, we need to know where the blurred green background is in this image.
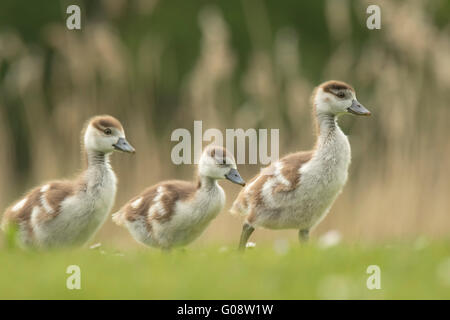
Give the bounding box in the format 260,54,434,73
0,0,450,249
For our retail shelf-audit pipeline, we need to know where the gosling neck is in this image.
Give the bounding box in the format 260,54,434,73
85,150,111,168
314,112,342,148
197,175,219,191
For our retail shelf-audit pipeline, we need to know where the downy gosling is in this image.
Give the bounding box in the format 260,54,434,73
1,115,135,248
231,80,371,250
112,145,245,250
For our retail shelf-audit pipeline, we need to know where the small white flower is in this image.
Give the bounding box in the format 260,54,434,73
318,230,341,248
89,243,102,250
246,242,256,249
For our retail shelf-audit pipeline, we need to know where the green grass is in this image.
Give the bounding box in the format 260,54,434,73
0,242,449,299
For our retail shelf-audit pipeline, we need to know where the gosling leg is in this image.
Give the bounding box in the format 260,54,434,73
298,229,309,244
238,223,255,251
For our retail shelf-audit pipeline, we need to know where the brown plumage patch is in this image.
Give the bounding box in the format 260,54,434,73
233,151,314,224
36,180,84,224
2,187,42,239
45,181,76,213
205,145,234,164
320,80,354,94
90,115,124,132
232,168,272,219
250,174,271,208
273,151,314,194
156,182,197,222
123,188,157,228
2,179,86,237
243,174,271,225
123,180,198,230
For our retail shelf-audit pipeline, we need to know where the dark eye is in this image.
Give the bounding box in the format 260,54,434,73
104,128,112,135
337,92,345,98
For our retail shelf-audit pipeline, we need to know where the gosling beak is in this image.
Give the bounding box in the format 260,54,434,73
113,137,135,153
347,99,371,116
225,168,246,186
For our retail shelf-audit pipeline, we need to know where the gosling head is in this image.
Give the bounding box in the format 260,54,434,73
314,80,371,117
198,145,245,186
84,115,135,154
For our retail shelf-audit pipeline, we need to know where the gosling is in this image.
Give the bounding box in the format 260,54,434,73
1,115,135,248
231,81,371,250
112,145,245,250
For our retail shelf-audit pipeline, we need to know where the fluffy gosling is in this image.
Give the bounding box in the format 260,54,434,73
112,145,245,250
1,115,135,248
231,81,371,250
